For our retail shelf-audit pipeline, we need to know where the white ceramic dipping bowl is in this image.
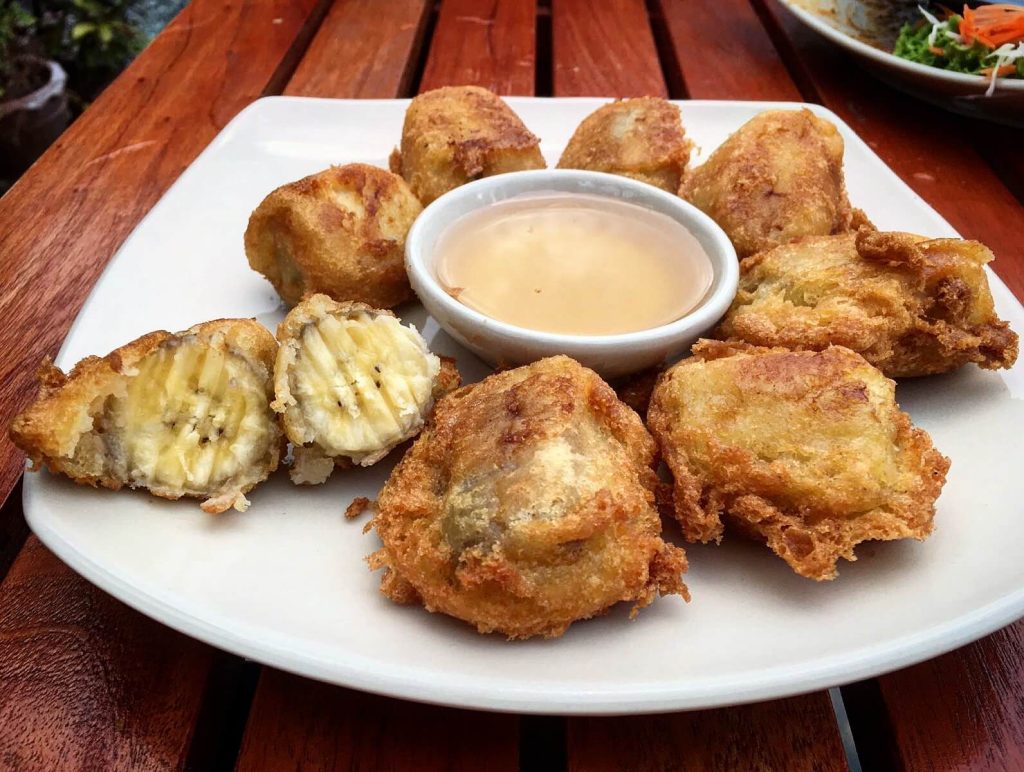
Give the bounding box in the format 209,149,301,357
405,169,739,379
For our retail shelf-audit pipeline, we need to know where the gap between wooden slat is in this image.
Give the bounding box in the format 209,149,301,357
0,479,28,586
406,1,443,96
535,0,553,96
643,0,687,99
520,715,567,771
839,680,902,772
183,654,261,772
654,0,802,102
262,0,336,96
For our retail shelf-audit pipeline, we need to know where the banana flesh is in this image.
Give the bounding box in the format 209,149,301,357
9,319,281,513
112,336,274,505
276,298,441,483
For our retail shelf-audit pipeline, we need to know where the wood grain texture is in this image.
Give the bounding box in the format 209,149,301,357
0,0,327,514
872,621,1024,771
552,0,666,97
757,0,1024,298
0,1,328,768
420,0,537,95
235,669,520,772
0,537,212,770
569,693,848,772
655,0,801,101
285,0,430,98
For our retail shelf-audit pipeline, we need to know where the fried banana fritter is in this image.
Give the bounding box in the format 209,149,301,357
10,320,282,513
648,341,949,581
556,98,692,192
370,356,688,639
718,230,1019,377
681,109,861,258
245,163,422,308
389,86,545,205
273,294,458,485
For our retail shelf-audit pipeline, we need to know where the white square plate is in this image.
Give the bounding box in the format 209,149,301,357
24,97,1024,714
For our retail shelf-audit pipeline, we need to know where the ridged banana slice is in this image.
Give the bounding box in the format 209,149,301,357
273,294,456,484
10,320,282,513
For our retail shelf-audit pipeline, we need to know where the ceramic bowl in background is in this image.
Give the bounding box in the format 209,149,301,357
405,169,739,379
780,0,1024,126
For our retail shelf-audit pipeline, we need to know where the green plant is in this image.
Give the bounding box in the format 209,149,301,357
0,0,144,107
29,0,144,105
60,0,143,88
0,2,38,100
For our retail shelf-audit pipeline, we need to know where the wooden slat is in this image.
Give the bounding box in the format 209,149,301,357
569,693,848,771
0,538,212,769
655,0,801,101
420,0,537,95
873,622,1024,771
757,0,1024,297
0,0,329,513
552,0,666,97
0,1,329,767
285,0,430,98
235,669,520,772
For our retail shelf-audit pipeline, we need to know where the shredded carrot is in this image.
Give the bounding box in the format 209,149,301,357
929,45,947,56
960,4,1024,48
980,63,1019,76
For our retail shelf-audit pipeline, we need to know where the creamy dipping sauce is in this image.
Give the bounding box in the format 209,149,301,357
434,192,713,336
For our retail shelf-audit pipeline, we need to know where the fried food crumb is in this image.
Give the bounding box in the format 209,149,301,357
345,496,373,520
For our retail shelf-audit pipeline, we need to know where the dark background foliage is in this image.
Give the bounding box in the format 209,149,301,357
0,0,186,192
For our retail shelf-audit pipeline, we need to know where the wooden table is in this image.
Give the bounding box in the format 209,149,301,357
0,1,1021,769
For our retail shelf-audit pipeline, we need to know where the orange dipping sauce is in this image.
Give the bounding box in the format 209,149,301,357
434,192,713,336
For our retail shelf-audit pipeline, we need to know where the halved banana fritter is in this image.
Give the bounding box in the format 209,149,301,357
389,86,546,205
648,340,950,580
10,319,282,513
370,356,689,639
245,163,422,308
273,294,457,485
557,97,692,192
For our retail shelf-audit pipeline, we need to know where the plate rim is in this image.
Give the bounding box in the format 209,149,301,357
25,486,1024,715
23,95,1024,715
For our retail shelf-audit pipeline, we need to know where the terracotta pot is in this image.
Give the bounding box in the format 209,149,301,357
0,58,71,178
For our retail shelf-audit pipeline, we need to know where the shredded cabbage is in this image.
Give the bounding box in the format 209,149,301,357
893,5,1024,95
